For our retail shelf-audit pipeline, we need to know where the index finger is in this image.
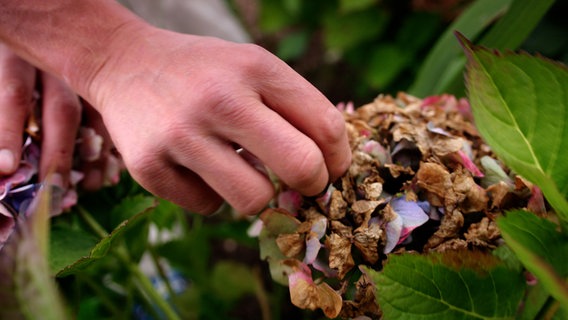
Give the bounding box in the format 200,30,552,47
252,56,351,182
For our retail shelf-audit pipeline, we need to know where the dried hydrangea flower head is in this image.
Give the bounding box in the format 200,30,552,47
254,93,542,318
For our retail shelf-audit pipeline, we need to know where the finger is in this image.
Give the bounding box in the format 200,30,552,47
0,44,36,174
80,102,123,190
252,56,351,181
39,72,82,185
168,134,275,215
205,96,329,196
129,153,225,215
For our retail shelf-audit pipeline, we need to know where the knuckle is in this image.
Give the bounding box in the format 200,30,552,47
287,146,325,187
236,43,281,76
319,107,347,145
234,189,274,215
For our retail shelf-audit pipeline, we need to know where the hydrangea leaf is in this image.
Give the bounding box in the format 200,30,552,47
497,210,568,307
369,252,525,319
0,186,69,319
51,196,157,277
461,33,568,223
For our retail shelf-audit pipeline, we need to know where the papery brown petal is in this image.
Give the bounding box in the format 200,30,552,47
327,233,355,279
353,224,383,264
425,208,464,250
276,233,305,258
351,200,382,227
288,270,343,318
452,170,488,213
384,163,414,178
339,270,381,318
360,182,383,200
430,238,468,252
331,220,353,237
430,136,464,157
416,162,455,207
341,175,357,204
486,181,511,209
329,190,347,220
464,217,500,248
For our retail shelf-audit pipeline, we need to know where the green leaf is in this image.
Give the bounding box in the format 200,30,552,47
276,31,309,61
370,252,526,319
498,211,568,307
323,9,389,52
364,44,411,89
339,0,377,13
53,197,157,277
409,0,512,97
479,0,556,50
410,0,555,97
461,34,568,223
210,261,256,303
0,186,69,319
49,225,98,275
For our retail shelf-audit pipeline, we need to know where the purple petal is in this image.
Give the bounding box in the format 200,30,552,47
304,236,321,265
390,197,429,228
426,122,452,136
304,216,327,264
384,214,402,254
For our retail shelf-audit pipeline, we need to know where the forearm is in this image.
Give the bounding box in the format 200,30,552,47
0,0,147,97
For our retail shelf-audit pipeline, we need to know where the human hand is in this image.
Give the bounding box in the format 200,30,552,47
0,43,81,188
84,26,351,215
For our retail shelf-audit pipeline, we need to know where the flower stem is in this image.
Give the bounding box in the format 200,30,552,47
77,206,180,320
77,205,108,239
115,245,181,320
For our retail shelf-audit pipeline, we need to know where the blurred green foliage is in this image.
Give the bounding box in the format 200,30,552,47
244,0,567,103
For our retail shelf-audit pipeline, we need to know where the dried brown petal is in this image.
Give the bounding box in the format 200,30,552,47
430,238,468,252
331,220,353,237
351,200,383,226
452,169,488,213
486,181,511,209
327,233,355,279
339,271,381,319
286,260,343,318
464,217,500,248
360,182,383,200
425,208,464,250
329,190,347,220
341,175,357,204
430,136,465,157
416,162,452,207
353,223,383,264
276,233,305,258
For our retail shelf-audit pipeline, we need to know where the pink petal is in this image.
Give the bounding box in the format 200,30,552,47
457,150,484,178
362,140,389,164
278,190,303,215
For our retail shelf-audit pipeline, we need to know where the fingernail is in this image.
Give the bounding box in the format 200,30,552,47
0,149,16,174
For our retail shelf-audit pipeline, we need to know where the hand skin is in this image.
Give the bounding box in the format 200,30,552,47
0,43,81,188
0,0,351,215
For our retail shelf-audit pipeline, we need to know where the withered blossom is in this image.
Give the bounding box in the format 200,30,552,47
254,93,543,318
